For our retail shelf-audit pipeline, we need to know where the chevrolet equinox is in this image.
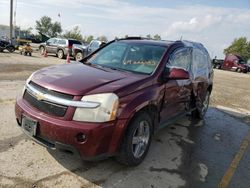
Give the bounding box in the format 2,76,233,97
15,37,213,166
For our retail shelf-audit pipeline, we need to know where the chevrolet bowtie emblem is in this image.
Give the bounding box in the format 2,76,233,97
34,92,45,101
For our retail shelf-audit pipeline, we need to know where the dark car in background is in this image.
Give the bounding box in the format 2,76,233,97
15,37,213,166
0,39,15,53
39,38,83,59
73,40,106,61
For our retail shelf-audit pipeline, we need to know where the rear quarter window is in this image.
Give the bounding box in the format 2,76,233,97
69,40,82,45
192,48,209,79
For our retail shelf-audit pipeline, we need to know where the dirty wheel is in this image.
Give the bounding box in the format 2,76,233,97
75,52,83,61
216,64,221,69
192,91,210,119
116,111,152,166
57,49,64,59
236,68,241,73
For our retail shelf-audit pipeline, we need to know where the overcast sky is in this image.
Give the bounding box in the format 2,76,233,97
1,0,250,58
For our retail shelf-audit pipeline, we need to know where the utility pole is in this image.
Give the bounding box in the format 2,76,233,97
10,0,13,42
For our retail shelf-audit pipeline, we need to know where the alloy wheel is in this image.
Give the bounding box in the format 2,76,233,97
58,50,64,59
132,120,150,158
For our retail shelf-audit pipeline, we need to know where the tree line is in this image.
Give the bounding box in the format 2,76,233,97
18,15,250,60
20,15,163,43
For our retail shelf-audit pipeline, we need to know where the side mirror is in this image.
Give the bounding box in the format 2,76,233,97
163,68,189,80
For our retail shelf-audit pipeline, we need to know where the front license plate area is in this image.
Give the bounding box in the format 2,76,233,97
21,116,37,136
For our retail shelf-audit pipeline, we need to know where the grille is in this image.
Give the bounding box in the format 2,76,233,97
23,83,70,117
30,81,74,100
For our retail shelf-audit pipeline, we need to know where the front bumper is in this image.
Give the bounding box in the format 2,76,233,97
15,97,128,160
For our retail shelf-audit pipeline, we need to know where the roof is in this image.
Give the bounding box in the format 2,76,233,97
118,37,175,47
117,37,207,50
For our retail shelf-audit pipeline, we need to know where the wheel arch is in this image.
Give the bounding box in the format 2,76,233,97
125,104,159,135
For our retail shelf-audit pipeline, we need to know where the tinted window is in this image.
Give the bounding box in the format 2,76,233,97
47,38,56,44
88,42,166,74
69,40,82,45
168,48,191,71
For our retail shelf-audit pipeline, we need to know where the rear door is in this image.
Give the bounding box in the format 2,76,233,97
160,47,192,123
191,48,211,112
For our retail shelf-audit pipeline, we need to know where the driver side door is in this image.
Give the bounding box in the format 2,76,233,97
160,47,192,124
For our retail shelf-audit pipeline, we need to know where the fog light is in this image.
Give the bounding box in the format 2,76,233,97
76,133,86,143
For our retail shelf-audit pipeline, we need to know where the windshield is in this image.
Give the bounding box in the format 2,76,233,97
238,60,246,64
88,41,167,74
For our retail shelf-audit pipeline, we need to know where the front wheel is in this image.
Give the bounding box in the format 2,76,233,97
116,111,153,166
216,64,221,69
57,49,64,59
192,91,210,119
75,52,83,61
7,46,15,53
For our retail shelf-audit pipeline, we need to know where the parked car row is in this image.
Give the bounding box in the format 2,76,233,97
38,38,106,61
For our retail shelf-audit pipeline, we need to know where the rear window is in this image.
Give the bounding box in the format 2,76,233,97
192,48,209,78
69,40,82,45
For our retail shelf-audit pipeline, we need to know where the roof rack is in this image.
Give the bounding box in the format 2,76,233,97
118,36,147,40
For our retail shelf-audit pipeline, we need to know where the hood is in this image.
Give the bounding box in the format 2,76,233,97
31,63,148,96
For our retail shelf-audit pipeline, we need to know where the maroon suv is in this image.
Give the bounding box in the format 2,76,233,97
15,37,213,166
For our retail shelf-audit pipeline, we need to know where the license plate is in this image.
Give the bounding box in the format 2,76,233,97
21,116,37,136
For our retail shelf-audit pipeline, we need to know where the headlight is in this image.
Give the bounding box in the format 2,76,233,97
22,71,36,96
73,93,119,122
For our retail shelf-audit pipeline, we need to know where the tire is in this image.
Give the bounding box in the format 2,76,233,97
29,53,32,56
192,91,210,119
216,64,221,69
236,68,241,73
57,49,64,59
75,52,83,61
116,111,153,166
7,46,15,53
39,46,45,55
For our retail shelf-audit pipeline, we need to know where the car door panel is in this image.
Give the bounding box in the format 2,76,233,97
159,47,192,124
